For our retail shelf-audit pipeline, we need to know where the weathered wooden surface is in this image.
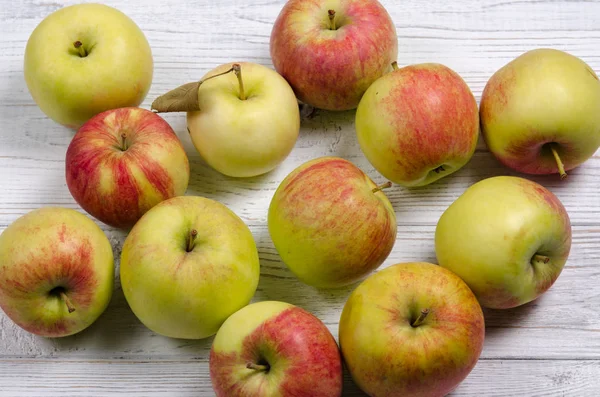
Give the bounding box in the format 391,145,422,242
1,0,600,395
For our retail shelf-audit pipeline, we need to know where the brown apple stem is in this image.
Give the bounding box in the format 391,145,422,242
533,254,550,264
372,181,392,193
60,291,76,313
328,9,336,30
550,145,567,180
121,133,128,151
187,229,198,252
73,41,87,57
391,61,399,71
246,362,269,372
412,308,430,327
232,64,246,101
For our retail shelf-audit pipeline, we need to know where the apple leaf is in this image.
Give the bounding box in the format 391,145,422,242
151,82,201,113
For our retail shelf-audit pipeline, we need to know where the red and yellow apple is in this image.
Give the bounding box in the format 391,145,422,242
268,157,397,289
0,208,114,337
355,63,480,187
339,262,485,397
65,107,189,229
435,176,572,309
120,196,260,339
24,3,153,129
480,48,600,179
270,0,398,111
210,300,343,397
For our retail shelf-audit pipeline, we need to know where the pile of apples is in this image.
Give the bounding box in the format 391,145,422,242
1,1,599,396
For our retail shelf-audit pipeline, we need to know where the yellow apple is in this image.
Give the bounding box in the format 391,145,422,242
24,3,153,129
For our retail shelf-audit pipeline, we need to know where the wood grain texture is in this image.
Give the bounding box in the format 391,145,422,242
1,0,600,395
0,359,599,396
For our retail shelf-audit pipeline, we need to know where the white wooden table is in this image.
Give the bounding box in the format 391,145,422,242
1,0,600,395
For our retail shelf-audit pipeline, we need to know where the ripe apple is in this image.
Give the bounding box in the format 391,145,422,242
120,196,260,339
210,300,343,397
480,48,600,179
435,176,572,309
24,3,153,129
268,156,397,289
339,262,485,397
0,207,114,337
270,0,398,111
184,62,300,177
355,62,480,187
65,107,190,229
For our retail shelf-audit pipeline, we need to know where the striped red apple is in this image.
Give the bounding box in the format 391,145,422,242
65,107,190,229
0,207,114,337
210,301,343,397
270,0,398,111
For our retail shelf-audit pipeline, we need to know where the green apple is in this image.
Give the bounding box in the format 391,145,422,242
435,176,572,309
268,156,397,289
480,48,600,179
152,62,300,178
210,301,343,397
339,262,485,397
356,62,480,187
0,208,114,337
120,196,260,339
24,3,153,129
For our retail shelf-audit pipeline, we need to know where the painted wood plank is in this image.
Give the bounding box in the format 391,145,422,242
0,359,598,396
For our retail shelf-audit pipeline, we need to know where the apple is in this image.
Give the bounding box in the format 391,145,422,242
480,48,600,179
209,300,343,397
435,176,572,309
355,62,480,187
269,0,398,111
120,195,260,339
151,62,300,177
24,3,153,129
0,207,114,337
65,107,190,229
339,262,485,397
268,156,397,289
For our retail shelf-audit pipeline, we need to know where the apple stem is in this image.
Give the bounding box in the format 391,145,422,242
121,133,128,151
187,229,198,252
246,362,269,372
73,41,87,57
328,9,336,30
232,64,246,101
412,308,430,327
372,181,392,193
550,145,567,180
199,66,238,85
60,291,76,313
533,254,551,264
391,61,399,71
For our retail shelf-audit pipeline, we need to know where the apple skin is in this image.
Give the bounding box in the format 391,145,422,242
268,157,397,289
187,62,300,177
24,3,153,129
480,48,600,176
339,262,485,397
120,196,260,339
65,107,190,229
270,0,398,111
210,301,343,397
356,63,480,187
0,208,114,337
435,176,572,309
